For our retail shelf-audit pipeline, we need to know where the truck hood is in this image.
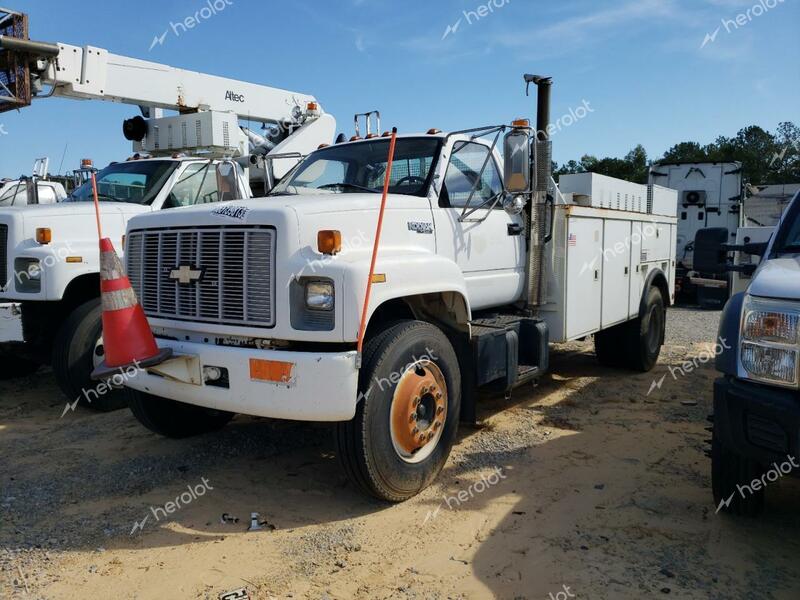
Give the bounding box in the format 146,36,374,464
749,255,800,301
126,193,407,230
0,201,150,219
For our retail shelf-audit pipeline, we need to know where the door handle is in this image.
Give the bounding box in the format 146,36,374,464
508,223,523,236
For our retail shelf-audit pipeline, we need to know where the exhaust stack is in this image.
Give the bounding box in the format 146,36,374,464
523,74,553,310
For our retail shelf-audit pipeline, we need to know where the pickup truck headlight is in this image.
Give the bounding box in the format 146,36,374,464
14,258,42,293
305,281,335,311
740,295,799,388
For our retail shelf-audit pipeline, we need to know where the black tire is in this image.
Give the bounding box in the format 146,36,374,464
0,355,41,380
336,321,461,502
711,418,764,517
126,388,234,439
52,298,126,412
594,323,628,368
624,286,665,372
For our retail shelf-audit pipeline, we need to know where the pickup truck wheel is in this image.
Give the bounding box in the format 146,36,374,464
336,321,461,502
52,298,126,412
625,286,665,372
711,419,764,516
126,388,234,438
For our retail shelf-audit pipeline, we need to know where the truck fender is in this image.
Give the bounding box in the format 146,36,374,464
342,252,471,339
715,292,744,376
639,268,671,317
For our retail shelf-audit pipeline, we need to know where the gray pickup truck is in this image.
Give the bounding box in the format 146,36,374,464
696,191,800,516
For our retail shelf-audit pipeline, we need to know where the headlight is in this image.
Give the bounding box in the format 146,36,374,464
740,295,800,388
14,258,42,293
305,281,334,311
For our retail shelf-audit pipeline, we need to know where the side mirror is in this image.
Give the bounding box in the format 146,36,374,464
216,162,241,201
503,193,527,215
694,227,729,274
503,129,531,193
742,241,769,257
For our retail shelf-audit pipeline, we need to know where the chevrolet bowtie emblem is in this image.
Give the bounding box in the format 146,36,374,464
169,265,204,285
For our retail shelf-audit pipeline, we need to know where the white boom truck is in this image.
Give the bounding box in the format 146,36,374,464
120,76,677,501
648,161,743,308
0,8,335,404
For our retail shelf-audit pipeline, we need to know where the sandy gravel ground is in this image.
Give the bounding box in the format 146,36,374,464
1,307,799,599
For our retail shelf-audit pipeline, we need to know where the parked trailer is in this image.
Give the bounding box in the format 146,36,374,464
115,76,677,500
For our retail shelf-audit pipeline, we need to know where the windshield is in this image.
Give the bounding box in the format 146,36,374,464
773,192,800,254
65,160,178,205
271,137,441,197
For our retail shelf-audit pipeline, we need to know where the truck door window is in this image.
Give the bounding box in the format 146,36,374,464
441,142,503,209
0,184,26,206
165,162,238,208
37,185,56,204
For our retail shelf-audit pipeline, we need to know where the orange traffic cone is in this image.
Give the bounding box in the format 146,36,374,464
91,238,172,381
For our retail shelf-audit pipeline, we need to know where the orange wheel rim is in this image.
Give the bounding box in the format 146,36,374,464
389,359,448,463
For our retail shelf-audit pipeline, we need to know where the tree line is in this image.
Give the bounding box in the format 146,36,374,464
554,122,800,185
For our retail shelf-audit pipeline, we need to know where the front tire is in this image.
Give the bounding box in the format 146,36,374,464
126,388,234,439
52,298,126,411
336,321,461,502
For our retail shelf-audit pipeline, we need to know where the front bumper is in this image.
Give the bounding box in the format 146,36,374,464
714,376,800,468
124,338,360,422
0,302,23,344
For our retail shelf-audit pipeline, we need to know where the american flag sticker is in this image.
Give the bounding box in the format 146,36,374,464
568,233,577,247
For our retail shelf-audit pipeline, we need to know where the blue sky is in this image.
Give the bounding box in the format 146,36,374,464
1,0,798,177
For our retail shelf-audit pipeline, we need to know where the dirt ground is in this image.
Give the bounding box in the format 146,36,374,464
2,307,799,600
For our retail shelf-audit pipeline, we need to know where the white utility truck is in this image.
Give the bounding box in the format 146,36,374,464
649,161,743,308
0,8,335,402
120,76,677,501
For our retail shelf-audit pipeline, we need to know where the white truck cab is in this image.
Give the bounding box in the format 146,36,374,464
0,155,251,403
697,191,800,516
118,77,678,501
0,178,67,206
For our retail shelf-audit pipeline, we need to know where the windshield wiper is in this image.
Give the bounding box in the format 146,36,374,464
317,183,379,194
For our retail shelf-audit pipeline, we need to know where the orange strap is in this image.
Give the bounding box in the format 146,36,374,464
91,172,103,241
356,128,398,359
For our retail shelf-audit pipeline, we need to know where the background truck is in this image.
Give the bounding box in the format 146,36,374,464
118,75,677,501
695,190,800,516
0,9,335,404
649,161,743,308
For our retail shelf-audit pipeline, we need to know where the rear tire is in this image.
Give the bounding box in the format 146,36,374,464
625,286,665,372
52,298,126,412
711,419,764,517
336,321,461,502
126,388,234,439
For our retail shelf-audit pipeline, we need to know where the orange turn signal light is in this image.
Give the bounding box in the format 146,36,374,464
249,359,294,384
36,228,52,244
512,118,531,128
307,101,319,112
318,230,342,255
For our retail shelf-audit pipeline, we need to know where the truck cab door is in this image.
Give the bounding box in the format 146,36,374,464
433,140,526,310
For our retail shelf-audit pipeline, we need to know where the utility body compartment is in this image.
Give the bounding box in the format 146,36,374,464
540,204,677,343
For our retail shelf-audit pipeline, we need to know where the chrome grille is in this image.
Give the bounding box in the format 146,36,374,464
127,227,275,327
0,224,7,290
